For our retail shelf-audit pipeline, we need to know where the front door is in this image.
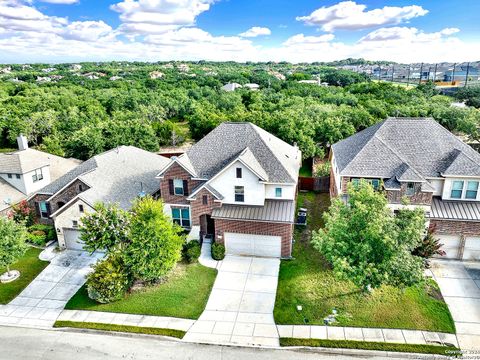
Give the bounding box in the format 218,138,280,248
206,215,215,236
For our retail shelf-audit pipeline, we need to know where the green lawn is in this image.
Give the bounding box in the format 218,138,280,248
280,338,459,356
274,192,455,333
65,262,217,319
0,247,49,304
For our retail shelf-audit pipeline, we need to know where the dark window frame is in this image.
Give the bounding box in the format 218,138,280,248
79,204,84,213
202,195,208,205
236,167,242,178
234,186,245,202
406,182,415,196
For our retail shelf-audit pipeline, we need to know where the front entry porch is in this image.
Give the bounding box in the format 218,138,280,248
199,214,215,239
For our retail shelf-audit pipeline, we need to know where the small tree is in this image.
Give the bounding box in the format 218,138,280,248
0,217,28,276
124,197,184,282
80,203,131,253
9,200,35,227
312,180,424,290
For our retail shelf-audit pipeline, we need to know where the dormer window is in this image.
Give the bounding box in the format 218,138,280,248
275,187,282,197
174,179,184,195
32,168,43,182
466,181,479,199
451,181,464,199
236,167,242,178
406,182,415,196
16,174,20,179
7,174,12,179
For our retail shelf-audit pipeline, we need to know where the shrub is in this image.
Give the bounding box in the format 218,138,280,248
211,242,225,260
29,224,56,241
314,161,331,177
27,230,47,246
183,241,201,263
9,200,35,227
413,230,446,259
86,253,131,304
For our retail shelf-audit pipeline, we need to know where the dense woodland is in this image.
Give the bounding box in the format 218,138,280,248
1,61,480,161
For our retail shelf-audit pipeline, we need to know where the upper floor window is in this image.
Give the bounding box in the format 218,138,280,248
235,186,245,202
79,204,84,213
202,195,208,205
275,187,282,197
172,207,190,227
236,167,242,178
32,168,43,182
7,174,12,179
406,182,415,196
351,178,380,190
72,220,78,228
174,179,184,195
451,181,464,199
16,174,20,179
79,184,83,192
466,181,479,199
39,201,49,218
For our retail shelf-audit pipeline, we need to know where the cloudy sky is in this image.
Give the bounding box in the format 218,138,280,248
1,0,479,64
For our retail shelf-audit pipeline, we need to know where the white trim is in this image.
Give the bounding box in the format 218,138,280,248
441,173,480,179
46,175,93,202
187,185,222,201
49,195,94,218
155,157,197,178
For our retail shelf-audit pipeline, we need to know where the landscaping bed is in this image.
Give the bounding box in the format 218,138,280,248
54,320,185,339
280,338,459,356
0,247,49,304
274,192,455,333
65,262,217,319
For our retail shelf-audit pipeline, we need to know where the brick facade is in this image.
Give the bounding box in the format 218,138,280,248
214,219,294,258
386,182,432,206
429,219,480,236
189,188,222,227
28,193,52,224
159,163,203,205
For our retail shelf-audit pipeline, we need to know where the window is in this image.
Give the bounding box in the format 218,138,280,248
466,181,479,199
79,204,84,213
79,184,83,192
235,186,245,202
7,174,12,179
351,178,360,187
172,207,190,227
451,181,464,199
202,195,208,205
32,168,43,182
236,167,242,178
275,187,282,197
39,201,48,218
406,182,415,196
173,179,184,195
15,174,20,179
72,220,78,228
351,178,380,190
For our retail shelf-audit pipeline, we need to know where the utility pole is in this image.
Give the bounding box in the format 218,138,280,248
419,62,423,85
465,62,470,87
452,63,457,85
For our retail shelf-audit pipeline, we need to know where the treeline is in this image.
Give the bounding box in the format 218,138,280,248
0,62,479,160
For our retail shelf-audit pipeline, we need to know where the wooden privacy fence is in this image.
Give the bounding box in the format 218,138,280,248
298,176,330,193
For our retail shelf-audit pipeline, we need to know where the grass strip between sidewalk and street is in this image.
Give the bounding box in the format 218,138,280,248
280,338,460,356
54,320,186,339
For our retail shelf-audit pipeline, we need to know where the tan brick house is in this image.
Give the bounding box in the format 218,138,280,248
157,122,301,258
330,117,480,261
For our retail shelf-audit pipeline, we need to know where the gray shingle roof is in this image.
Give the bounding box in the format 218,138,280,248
333,117,480,179
211,200,295,223
181,122,301,183
430,197,480,221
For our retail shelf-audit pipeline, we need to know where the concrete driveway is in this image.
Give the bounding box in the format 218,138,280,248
0,250,103,328
430,260,480,351
184,255,280,347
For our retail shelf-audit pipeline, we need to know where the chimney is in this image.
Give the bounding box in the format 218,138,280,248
17,134,28,151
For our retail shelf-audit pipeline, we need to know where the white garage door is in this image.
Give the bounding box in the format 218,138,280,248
64,228,85,250
464,236,480,261
224,232,281,258
436,234,461,259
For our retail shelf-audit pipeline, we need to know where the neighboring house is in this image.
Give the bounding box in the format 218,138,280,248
29,146,170,250
221,83,242,92
0,135,81,216
157,122,301,258
330,117,480,261
243,83,260,90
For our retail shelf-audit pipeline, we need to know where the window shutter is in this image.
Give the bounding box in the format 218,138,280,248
35,202,41,217
183,180,189,196
46,202,51,216
168,179,174,195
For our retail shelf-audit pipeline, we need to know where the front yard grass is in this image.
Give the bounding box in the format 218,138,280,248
0,247,49,304
65,262,217,320
274,192,455,333
54,320,185,339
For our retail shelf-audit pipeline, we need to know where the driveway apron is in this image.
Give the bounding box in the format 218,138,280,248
431,260,480,351
0,250,103,328
184,255,280,347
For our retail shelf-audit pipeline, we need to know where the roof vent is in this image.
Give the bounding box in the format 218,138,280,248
17,134,28,151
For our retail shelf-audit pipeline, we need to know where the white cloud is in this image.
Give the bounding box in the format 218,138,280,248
38,0,79,4
359,26,460,43
63,20,113,41
283,33,335,47
296,1,428,32
239,26,271,38
110,0,215,36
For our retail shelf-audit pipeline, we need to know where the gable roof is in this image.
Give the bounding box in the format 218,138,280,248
160,122,301,184
333,117,480,180
42,146,170,215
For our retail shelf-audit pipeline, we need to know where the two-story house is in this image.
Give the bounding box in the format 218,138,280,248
0,135,80,216
29,146,170,250
157,122,301,258
330,117,480,261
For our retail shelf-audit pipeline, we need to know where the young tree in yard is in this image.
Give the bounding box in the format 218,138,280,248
0,217,28,276
80,203,131,253
125,197,184,282
312,181,424,290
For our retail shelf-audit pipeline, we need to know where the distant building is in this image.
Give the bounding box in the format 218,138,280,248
42,68,56,73
243,83,260,90
0,67,12,74
109,76,122,81
221,83,242,92
70,64,82,71
178,64,190,72
150,71,164,79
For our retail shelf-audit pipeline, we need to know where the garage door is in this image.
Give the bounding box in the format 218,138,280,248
63,228,85,250
436,234,461,259
464,236,480,261
224,232,281,258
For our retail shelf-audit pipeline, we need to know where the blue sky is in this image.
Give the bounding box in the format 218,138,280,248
1,0,480,63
